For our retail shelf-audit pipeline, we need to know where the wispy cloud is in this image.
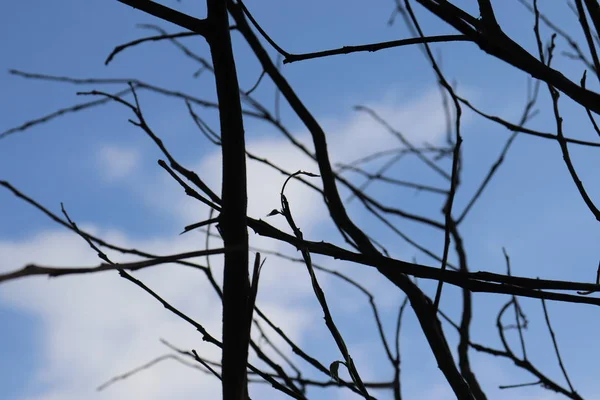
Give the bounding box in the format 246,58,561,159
97,145,140,181
1,88,456,399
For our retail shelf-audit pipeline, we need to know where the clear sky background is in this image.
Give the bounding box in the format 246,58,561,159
1,1,600,399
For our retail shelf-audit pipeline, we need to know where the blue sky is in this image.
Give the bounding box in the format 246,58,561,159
1,1,600,399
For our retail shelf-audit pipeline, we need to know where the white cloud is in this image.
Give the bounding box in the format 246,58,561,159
0,226,319,400
1,88,457,399
97,145,140,181
325,87,451,165
155,87,451,233
7,86,593,399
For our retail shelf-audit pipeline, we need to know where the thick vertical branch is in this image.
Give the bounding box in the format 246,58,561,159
206,1,250,399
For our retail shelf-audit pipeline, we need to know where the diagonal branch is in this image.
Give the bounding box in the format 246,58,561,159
117,0,209,36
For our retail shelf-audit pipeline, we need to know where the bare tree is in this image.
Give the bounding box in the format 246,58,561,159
2,1,600,399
